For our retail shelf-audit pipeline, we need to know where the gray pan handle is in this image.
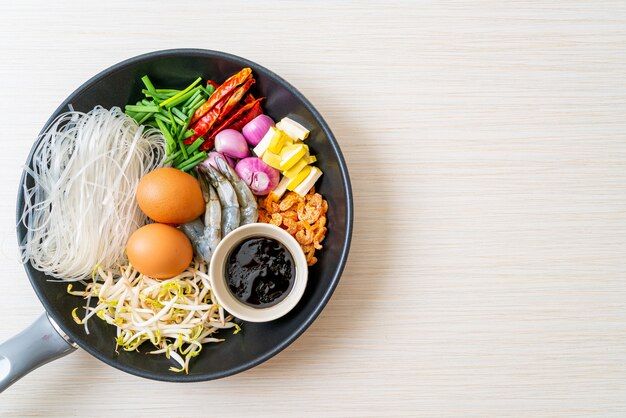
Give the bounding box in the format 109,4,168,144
0,313,77,393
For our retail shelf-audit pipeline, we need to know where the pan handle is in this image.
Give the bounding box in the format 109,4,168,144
0,313,77,393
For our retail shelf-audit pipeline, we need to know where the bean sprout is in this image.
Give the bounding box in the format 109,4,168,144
69,259,240,373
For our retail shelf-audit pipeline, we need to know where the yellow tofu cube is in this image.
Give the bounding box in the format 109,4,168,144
294,166,323,196
283,156,309,179
277,117,310,141
286,165,312,191
253,126,278,157
262,151,282,169
268,130,288,154
279,144,307,170
270,176,291,199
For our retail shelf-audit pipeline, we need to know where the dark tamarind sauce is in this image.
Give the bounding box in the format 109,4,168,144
226,237,295,308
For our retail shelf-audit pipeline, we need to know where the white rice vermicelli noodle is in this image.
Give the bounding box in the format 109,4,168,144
19,106,165,281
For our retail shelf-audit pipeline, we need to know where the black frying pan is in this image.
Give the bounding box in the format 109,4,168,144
0,49,353,389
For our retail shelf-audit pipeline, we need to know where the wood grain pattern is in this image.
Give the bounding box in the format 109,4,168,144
1,1,626,416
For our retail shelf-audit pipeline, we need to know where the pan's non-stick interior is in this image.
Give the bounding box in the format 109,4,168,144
16,49,352,382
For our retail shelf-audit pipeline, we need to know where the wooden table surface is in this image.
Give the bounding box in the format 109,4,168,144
1,1,626,416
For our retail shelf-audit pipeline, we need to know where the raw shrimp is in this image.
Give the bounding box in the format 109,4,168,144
202,165,240,237
215,156,258,225
202,174,222,255
180,219,208,261
180,172,221,262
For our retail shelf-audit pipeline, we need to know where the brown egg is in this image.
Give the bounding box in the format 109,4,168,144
127,223,193,279
136,167,205,224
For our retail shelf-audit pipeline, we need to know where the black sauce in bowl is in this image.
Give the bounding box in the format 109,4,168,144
226,237,295,308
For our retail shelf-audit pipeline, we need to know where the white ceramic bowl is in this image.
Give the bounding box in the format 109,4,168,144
209,223,308,322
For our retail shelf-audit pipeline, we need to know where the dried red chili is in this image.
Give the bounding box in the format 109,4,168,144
184,94,230,145
191,68,252,124
186,77,255,145
222,100,263,133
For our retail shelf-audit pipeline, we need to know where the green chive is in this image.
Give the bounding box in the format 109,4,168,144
183,129,195,139
130,111,143,120
160,77,202,108
141,89,174,102
141,75,156,92
159,108,182,125
145,90,178,99
125,104,159,113
171,107,187,122
204,84,216,96
154,113,172,124
179,158,206,172
175,116,193,159
169,123,179,139
162,150,182,165
137,112,153,125
177,117,191,140
186,138,204,154
187,95,205,112
182,90,201,108
163,86,201,109
188,100,206,118
178,139,188,159
176,122,189,159
167,109,176,126
176,151,207,171
173,153,186,166
156,119,175,147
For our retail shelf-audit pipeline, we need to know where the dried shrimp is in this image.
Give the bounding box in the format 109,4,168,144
257,188,328,266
